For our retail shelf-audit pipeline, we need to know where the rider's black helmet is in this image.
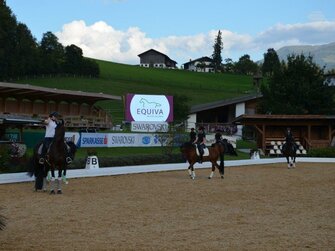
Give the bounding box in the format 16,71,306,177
49,111,59,117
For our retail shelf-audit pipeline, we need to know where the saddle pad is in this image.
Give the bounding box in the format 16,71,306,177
196,147,209,156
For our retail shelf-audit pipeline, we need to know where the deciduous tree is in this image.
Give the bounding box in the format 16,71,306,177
262,48,280,76
260,54,335,115
235,54,258,75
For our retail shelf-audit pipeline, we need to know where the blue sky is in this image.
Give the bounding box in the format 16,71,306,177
6,0,335,66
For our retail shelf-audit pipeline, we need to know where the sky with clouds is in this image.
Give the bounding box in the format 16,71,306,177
6,0,335,66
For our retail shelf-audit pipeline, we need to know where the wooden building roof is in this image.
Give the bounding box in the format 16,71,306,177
0,82,122,104
234,114,335,125
191,93,263,113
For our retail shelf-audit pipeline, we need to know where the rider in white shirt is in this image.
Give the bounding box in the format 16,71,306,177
39,112,58,164
39,112,72,165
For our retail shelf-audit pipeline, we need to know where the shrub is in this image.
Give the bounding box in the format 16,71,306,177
306,147,335,157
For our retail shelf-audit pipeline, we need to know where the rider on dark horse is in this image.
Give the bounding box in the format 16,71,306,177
282,127,297,153
214,129,238,156
193,126,206,163
39,112,72,165
189,128,196,143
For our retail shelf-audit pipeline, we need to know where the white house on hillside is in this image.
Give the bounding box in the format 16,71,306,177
182,56,214,73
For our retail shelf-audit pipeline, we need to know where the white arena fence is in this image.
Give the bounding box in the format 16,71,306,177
0,157,334,185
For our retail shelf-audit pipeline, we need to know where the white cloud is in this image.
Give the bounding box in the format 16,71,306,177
56,19,335,65
308,11,326,22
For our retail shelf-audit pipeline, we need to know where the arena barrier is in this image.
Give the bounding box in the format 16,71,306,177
0,157,334,184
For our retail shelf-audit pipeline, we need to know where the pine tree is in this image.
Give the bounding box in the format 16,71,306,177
212,30,223,72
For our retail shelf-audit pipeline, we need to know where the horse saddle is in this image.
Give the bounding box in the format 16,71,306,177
196,147,209,157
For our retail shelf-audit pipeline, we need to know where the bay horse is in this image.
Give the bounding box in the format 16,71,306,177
282,138,297,168
46,120,76,194
28,120,76,193
180,142,225,179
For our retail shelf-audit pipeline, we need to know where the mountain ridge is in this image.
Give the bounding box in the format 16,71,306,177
275,42,335,71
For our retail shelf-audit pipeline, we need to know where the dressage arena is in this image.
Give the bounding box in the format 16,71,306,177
0,159,334,250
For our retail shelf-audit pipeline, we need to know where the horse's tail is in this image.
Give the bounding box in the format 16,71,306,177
66,141,77,160
27,156,35,177
228,143,238,156
0,210,6,231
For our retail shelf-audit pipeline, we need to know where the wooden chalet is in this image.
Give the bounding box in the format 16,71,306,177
138,49,177,68
187,94,263,134
234,114,335,155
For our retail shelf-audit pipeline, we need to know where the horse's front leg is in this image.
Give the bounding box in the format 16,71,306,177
286,157,291,168
56,169,62,194
292,156,296,168
49,168,56,194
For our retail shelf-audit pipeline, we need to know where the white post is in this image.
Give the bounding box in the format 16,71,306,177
85,156,100,169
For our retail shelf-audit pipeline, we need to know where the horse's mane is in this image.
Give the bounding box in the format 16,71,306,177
67,141,77,154
181,142,196,149
213,140,238,156
54,121,65,141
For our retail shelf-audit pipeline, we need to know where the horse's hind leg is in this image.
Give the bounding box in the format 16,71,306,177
188,166,192,177
42,177,47,192
62,169,68,184
219,154,224,179
188,163,196,179
56,178,62,194
49,169,56,194
208,162,215,179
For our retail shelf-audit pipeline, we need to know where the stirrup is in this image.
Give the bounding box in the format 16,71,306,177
66,157,72,164
39,158,45,164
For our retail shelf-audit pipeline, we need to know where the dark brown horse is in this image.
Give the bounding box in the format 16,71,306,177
46,120,72,194
180,142,225,179
28,120,76,194
282,138,297,168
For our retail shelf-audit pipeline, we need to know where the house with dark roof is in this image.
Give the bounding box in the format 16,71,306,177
187,93,263,136
182,56,214,73
138,49,177,68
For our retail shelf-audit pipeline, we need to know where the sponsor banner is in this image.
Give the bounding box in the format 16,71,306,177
131,121,169,132
65,132,80,146
77,133,173,148
80,133,109,147
125,94,173,122
108,133,137,147
108,133,168,147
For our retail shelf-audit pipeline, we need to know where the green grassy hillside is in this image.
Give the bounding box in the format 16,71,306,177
16,59,257,123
